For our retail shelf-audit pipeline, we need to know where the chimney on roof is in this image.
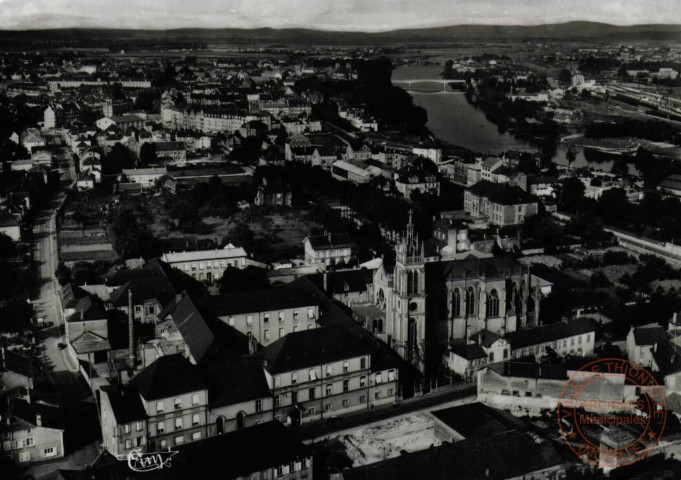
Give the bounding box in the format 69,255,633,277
35,413,42,427
323,272,328,292
128,289,136,367
0,347,5,370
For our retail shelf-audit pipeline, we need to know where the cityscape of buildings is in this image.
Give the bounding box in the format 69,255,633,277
4,7,681,480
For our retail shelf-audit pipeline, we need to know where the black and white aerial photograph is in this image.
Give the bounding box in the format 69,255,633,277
4,0,681,479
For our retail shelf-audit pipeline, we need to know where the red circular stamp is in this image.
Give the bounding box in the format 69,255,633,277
557,358,666,469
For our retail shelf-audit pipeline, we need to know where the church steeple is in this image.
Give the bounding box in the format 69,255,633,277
397,209,423,265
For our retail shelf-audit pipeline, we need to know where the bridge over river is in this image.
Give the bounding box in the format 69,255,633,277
392,78,467,92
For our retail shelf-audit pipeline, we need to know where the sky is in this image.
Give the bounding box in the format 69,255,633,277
0,0,680,31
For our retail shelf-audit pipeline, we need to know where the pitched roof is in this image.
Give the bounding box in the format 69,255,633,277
8,396,64,431
0,350,34,379
130,353,207,401
201,285,318,317
199,354,271,408
305,269,372,295
467,180,536,205
449,342,487,360
424,256,524,286
100,385,146,424
632,323,667,346
168,294,250,363
342,430,564,480
172,421,310,479
304,233,354,250
263,324,371,374
503,318,597,350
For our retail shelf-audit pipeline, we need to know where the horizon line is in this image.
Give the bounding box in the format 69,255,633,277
2,20,681,34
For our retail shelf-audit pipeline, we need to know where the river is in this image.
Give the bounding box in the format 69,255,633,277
392,65,639,175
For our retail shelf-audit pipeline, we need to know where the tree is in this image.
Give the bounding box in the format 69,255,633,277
56,261,72,286
590,271,611,288
140,142,157,165
566,148,576,171
218,266,269,293
559,177,586,212
107,143,135,173
558,68,572,85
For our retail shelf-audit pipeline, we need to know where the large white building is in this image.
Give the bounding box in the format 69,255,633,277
161,245,249,283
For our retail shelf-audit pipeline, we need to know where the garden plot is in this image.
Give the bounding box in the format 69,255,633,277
340,412,439,466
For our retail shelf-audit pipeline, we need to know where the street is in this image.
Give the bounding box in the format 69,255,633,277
22,149,102,478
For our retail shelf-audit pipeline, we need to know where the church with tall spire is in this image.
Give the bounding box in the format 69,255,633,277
373,211,540,376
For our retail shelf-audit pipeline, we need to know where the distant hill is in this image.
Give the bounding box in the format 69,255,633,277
1,21,681,46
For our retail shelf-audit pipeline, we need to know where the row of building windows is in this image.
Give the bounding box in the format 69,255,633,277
274,360,376,386
9,447,57,463
276,458,309,477
154,414,202,434
155,431,202,449
155,394,201,414
182,259,243,271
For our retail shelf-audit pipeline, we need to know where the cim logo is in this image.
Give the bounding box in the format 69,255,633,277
127,448,178,472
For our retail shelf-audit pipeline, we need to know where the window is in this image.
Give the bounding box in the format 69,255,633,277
264,329,270,340
13,439,24,449
136,421,143,432
134,305,142,313
308,308,315,319
175,436,184,446
326,365,333,376
124,424,131,434
192,394,200,405
388,370,396,382
375,391,382,400
360,376,367,387
360,395,366,403
343,361,349,373
325,403,332,411
309,369,317,381
264,314,270,323
175,418,182,429
388,388,394,396
578,336,582,345
175,397,182,409
302,458,308,469
3,441,11,451
192,432,201,441
292,391,298,404
360,357,366,369
247,315,253,325
160,440,167,448
343,380,349,392
275,395,280,407
452,288,461,316
326,384,333,396
486,289,499,317
571,338,575,346
192,414,200,426
19,451,31,462
292,372,298,384
274,376,281,387
279,328,284,338
125,439,132,449
156,401,164,413
256,399,263,412
148,306,156,315
293,326,299,332
343,399,349,407
309,388,316,400
293,311,299,320
279,312,285,321
157,422,165,434
42,447,56,458
376,374,382,384
25,438,34,447
309,407,317,415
